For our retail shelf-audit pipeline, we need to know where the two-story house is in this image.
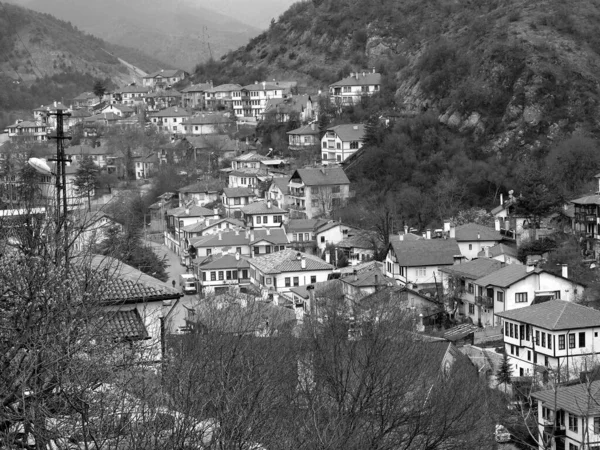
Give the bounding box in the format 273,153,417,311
181,217,245,245
321,124,365,164
181,114,232,135
204,84,242,111
248,248,334,303
339,268,393,303
315,221,357,253
222,187,257,218
5,120,48,143
476,243,520,264
118,85,151,106
287,123,321,151
181,82,213,109
65,144,114,169
439,258,505,326
286,218,329,255
454,223,504,260
148,107,192,134
165,205,219,255
532,380,600,450
71,91,100,110
177,182,220,207
384,236,463,288
288,167,351,219
329,69,382,105
142,69,188,89
261,95,315,123
336,231,380,265
474,264,584,327
144,90,183,111
238,82,287,118
497,300,600,381
240,200,287,229
196,253,251,296
267,176,290,209
227,152,270,189
571,174,600,258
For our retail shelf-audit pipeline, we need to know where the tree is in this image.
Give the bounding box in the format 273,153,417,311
497,352,512,394
74,156,98,211
92,80,106,99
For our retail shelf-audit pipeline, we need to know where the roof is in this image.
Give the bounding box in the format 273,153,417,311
103,309,149,341
65,144,113,156
330,72,382,87
531,380,600,416
389,239,461,267
148,107,191,118
263,95,311,115
571,194,600,206
206,83,242,93
249,248,333,274
233,152,270,162
251,228,289,245
84,112,121,122
240,201,287,215
291,167,350,186
287,123,320,136
181,115,232,126
454,223,503,242
337,231,379,249
190,230,250,247
119,85,150,94
73,91,98,101
177,182,219,194
181,217,244,233
443,323,480,341
289,279,342,300
270,176,291,194
496,300,600,330
340,268,392,288
474,264,540,288
198,254,250,270
286,218,326,233
477,243,518,259
439,258,505,280
145,69,187,78
167,205,215,218
181,82,213,93
222,187,256,198
242,82,288,91
326,124,365,142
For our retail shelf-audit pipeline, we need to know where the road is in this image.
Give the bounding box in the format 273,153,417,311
145,239,201,332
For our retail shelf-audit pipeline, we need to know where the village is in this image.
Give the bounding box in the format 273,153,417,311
4,66,600,449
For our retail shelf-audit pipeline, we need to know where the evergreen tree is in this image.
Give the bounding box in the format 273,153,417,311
74,156,98,211
93,80,106,99
496,352,512,394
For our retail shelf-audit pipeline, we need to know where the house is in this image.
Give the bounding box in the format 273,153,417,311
100,104,135,118
329,69,382,105
286,218,328,255
133,152,159,180
248,248,334,303
288,167,351,219
67,109,92,129
118,85,151,105
267,176,291,209
238,81,288,118
384,236,463,287
476,243,520,265
83,112,121,134
222,187,257,218
473,264,584,327
72,91,100,109
180,217,245,245
71,210,122,255
531,380,600,450
181,82,213,109
336,230,380,265
339,267,393,302
240,200,288,229
452,223,504,260
287,123,321,151
181,114,232,135
204,84,242,111
65,144,114,169
314,220,357,253
321,124,365,164
261,95,315,123
142,69,188,89
177,182,220,207
497,300,600,381
196,253,251,296
228,152,271,189
439,258,505,327
148,107,192,134
288,279,343,314
144,90,183,111
184,135,240,163
571,173,600,248
165,205,219,256
5,120,48,143
249,227,290,256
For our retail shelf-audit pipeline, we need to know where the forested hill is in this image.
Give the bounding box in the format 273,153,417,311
0,2,167,128
193,0,600,228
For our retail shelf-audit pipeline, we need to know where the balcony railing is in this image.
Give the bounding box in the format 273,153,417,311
288,189,305,197
475,295,494,308
289,204,306,211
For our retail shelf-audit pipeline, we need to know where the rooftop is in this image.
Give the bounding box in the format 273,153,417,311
454,223,503,242
198,254,250,270
474,264,541,288
340,268,392,288
291,167,350,186
287,123,320,136
532,380,600,416
330,72,382,87
167,205,215,218
496,300,600,330
240,201,287,215
148,107,191,118
326,124,365,142
439,258,504,280
389,238,461,267
222,187,256,198
249,248,333,275
477,243,518,259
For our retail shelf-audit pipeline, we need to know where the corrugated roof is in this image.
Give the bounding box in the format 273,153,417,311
222,187,256,198
330,72,382,87
249,248,333,274
241,201,287,215
389,239,461,267
496,300,600,330
327,124,365,142
454,223,503,242
474,264,537,288
439,258,504,279
532,380,600,416
291,167,350,186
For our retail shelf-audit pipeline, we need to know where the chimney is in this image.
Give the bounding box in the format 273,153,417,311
526,264,535,273
399,234,404,241
484,246,490,258
372,67,376,73
325,251,331,264
449,226,456,239
404,225,408,235
213,208,219,219
235,229,239,235
477,232,481,240
267,200,272,209
250,231,255,242
296,252,302,260
185,208,190,215
494,217,501,232
426,229,431,240
266,227,271,235
443,220,451,232
262,81,266,90
353,270,358,282
218,232,222,240
562,264,568,279
301,256,306,269
500,193,504,206
311,123,315,130
245,229,250,239
236,252,240,261
362,71,365,77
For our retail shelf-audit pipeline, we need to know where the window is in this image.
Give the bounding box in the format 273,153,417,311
202,272,206,281
305,233,310,240
520,325,525,340
509,323,514,338
265,246,272,254
548,335,552,350
206,249,212,256
256,216,262,224
218,271,224,280
505,322,509,336
541,332,546,347
469,244,472,251
594,417,600,434
469,303,475,315
535,330,539,345
274,215,282,223
580,332,586,348
263,216,268,224
416,268,426,277
568,414,578,433
468,283,474,294
569,334,576,349
293,277,299,287
515,292,527,303
332,185,341,194
285,277,291,287
254,246,259,256
533,352,537,364
210,271,216,281
310,276,316,283
569,444,579,450
226,271,232,280
350,141,359,149
266,277,272,285
236,247,242,254
234,197,241,205
527,350,531,361
242,269,248,279
559,335,565,350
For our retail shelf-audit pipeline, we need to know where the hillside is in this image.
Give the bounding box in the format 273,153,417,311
7,0,261,71
194,0,600,151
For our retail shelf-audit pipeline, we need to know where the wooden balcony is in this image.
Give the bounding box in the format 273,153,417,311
475,295,493,308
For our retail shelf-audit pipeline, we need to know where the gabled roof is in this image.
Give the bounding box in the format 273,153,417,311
287,123,320,136
70,109,92,118
340,268,392,288
474,264,539,288
240,201,287,215
206,83,242,93
84,112,121,122
337,231,379,249
330,72,382,87
269,175,291,194
251,228,289,245
289,279,342,300
286,218,327,233
439,258,504,280
177,182,219,194
190,230,249,247
167,205,215,218
73,91,98,101
233,152,270,162
119,85,151,94
181,217,244,233
496,300,600,330
291,167,350,186
532,380,600,416
148,107,191,118
249,248,333,274
222,187,256,198
198,254,250,270
182,115,231,126
326,124,365,142
389,239,461,267
181,82,213,93
242,82,287,91
185,135,239,152
454,223,503,242
477,243,518,259
571,194,600,206
263,95,311,115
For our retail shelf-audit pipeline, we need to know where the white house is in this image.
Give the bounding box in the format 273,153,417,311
165,205,219,255
267,176,290,209
181,114,232,135
205,83,242,111
315,221,356,253
142,69,188,88
474,264,584,327
248,248,334,303
238,81,288,118
288,167,351,219
329,70,382,105
148,107,192,134
222,187,257,218
497,300,600,381
196,253,251,296
287,123,321,151
180,217,245,245
321,124,365,163
118,85,151,106
453,223,503,260
476,243,520,265
177,182,220,207
181,82,213,109
240,200,287,229
384,236,463,287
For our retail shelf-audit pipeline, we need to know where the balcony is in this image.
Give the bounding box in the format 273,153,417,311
289,204,306,211
288,188,305,198
475,295,494,308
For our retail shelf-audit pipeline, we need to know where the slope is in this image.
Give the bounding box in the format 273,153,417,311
7,0,261,71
